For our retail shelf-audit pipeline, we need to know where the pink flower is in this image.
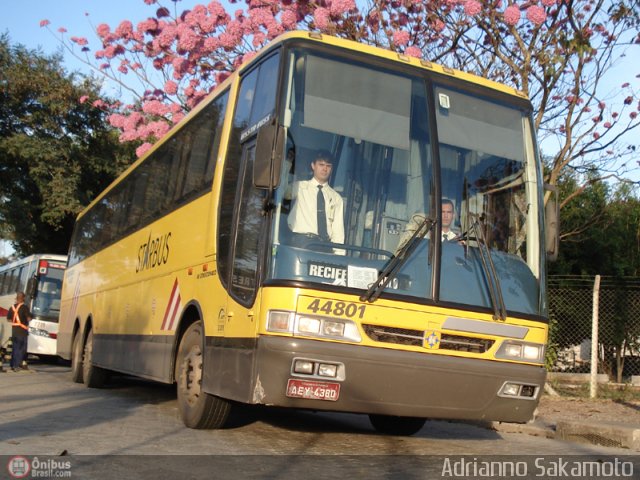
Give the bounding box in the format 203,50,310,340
108,114,126,128
593,132,600,140
464,0,482,16
405,46,422,58
541,0,556,6
116,20,134,38
144,0,156,4
96,23,111,38
604,122,612,128
330,0,356,16
177,24,200,51
526,5,546,25
393,30,410,47
630,112,638,119
172,112,186,125
136,143,153,158
79,95,89,104
208,1,228,20
433,20,445,32
504,5,521,26
39,19,50,27
164,80,178,95
281,10,298,29
622,82,630,88
58,27,68,34
70,36,89,46
624,96,633,105
314,7,331,30
142,100,171,116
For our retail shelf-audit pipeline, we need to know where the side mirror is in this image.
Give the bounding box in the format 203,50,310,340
544,183,559,262
26,276,38,299
254,121,285,190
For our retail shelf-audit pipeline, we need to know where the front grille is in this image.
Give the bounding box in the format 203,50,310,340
362,324,495,353
362,325,423,346
440,334,494,354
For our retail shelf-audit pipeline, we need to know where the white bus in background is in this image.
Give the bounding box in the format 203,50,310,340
0,254,67,359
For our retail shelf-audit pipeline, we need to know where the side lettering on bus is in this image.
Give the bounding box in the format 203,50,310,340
306,299,366,319
136,231,171,273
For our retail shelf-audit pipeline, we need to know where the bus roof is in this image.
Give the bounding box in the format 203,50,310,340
0,254,68,272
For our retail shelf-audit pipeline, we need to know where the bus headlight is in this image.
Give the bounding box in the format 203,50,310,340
298,317,322,335
495,341,544,364
266,310,361,342
296,315,361,342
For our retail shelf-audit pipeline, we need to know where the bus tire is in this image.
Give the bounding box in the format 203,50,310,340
70,331,84,384
82,328,107,388
368,414,426,436
176,321,230,429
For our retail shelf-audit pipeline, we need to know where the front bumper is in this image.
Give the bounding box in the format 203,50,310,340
254,336,546,423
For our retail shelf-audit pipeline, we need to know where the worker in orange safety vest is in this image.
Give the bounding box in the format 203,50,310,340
6,292,31,372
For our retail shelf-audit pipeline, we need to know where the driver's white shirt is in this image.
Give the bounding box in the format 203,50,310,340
287,178,345,244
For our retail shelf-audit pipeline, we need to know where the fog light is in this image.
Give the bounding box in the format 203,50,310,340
318,363,338,378
502,383,521,396
293,359,315,374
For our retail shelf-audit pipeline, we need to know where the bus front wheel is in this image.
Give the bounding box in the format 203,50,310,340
70,331,84,384
369,414,426,436
176,321,230,429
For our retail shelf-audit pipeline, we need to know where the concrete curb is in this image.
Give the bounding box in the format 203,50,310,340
556,420,640,451
486,419,640,451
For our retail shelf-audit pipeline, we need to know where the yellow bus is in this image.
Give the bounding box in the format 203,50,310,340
58,32,555,435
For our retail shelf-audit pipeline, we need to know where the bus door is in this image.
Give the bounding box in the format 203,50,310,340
218,138,268,400
212,51,280,400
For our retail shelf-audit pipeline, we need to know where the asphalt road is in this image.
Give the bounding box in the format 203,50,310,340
1,360,638,479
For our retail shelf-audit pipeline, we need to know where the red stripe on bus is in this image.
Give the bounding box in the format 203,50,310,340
161,279,179,330
166,292,182,331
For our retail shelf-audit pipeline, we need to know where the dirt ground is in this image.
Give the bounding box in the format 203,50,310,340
534,394,640,427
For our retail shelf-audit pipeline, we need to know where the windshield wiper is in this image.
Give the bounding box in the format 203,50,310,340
469,218,507,321
360,215,435,303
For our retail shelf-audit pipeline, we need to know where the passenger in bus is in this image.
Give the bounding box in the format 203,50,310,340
395,199,459,254
5,292,32,372
286,150,345,250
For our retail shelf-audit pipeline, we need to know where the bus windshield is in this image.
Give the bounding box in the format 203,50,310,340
31,263,65,322
267,47,544,317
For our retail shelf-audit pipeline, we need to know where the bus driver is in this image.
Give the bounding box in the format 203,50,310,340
286,150,345,248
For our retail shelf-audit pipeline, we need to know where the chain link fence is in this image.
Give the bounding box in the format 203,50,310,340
548,275,640,385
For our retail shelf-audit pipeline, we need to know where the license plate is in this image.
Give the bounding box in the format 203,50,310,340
286,379,340,401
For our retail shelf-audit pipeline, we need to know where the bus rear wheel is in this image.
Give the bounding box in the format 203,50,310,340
368,414,426,436
176,321,230,429
82,328,107,388
70,331,84,384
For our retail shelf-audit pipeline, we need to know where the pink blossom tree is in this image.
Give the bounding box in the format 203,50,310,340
41,0,639,199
